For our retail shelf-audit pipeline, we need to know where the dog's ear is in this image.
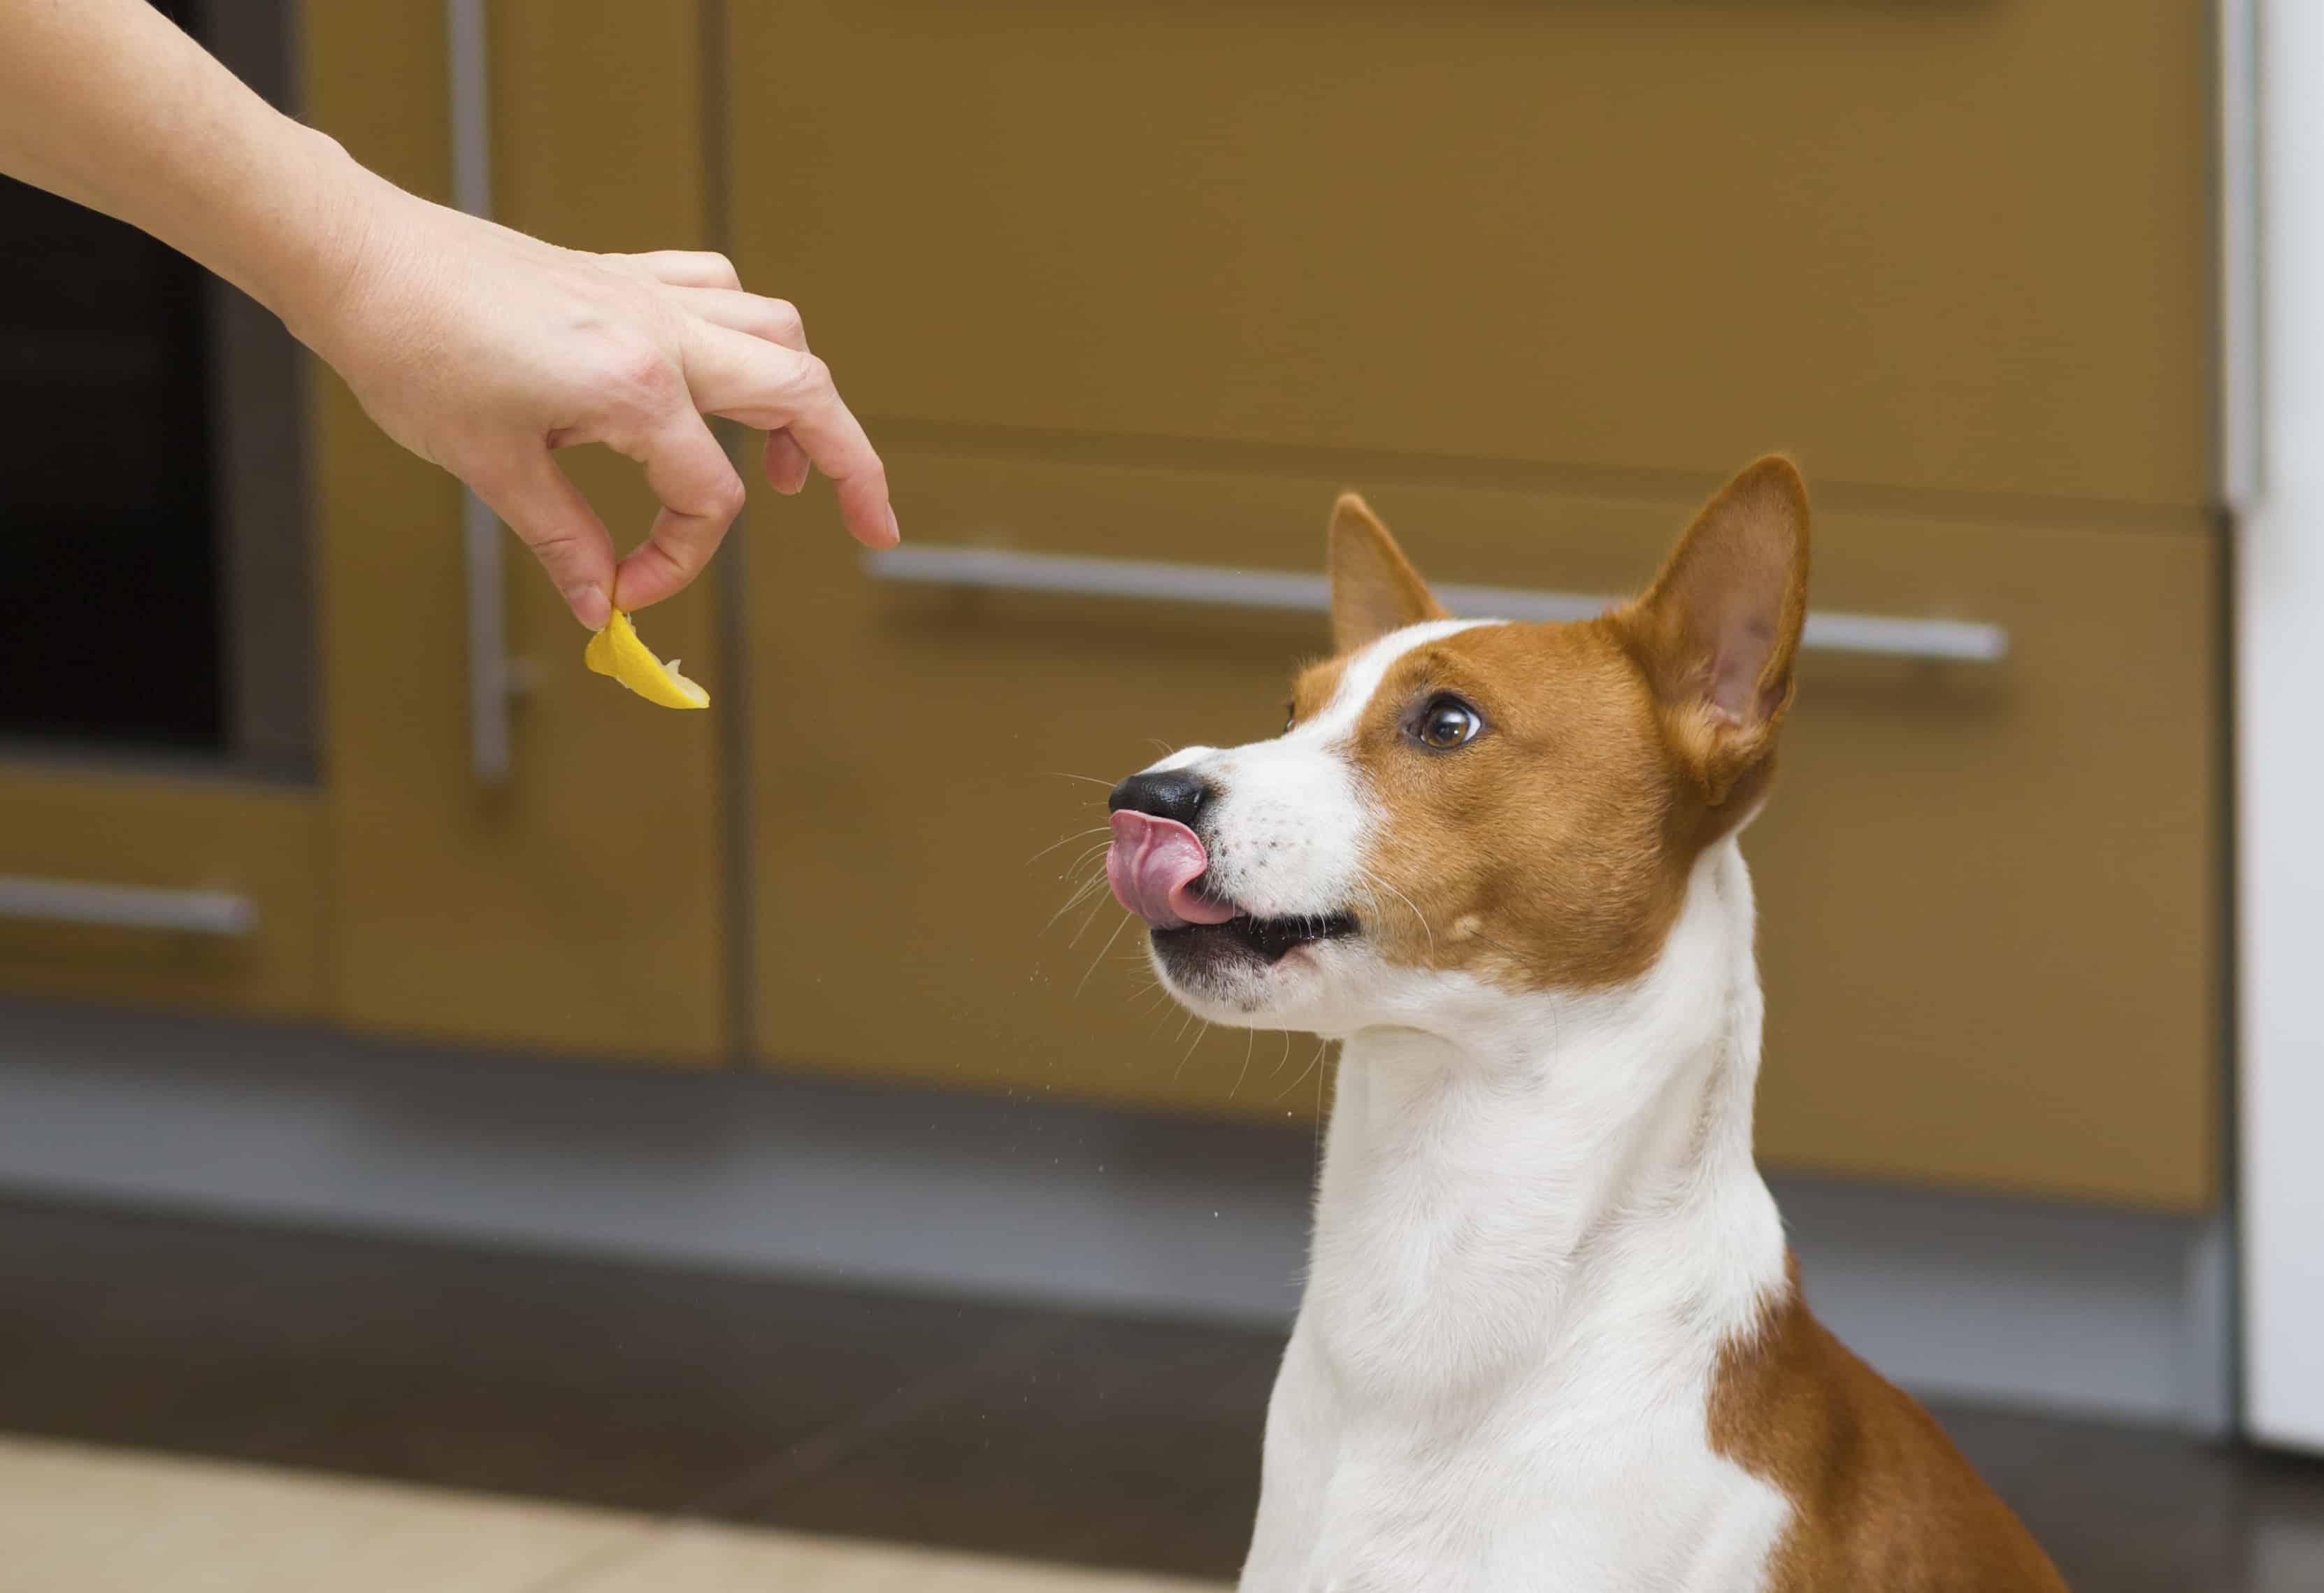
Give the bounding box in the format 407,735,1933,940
1614,456,1811,805
1328,494,1447,653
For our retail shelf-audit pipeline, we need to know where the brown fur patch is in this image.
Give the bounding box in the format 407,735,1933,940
1713,1259,2071,1591
1317,457,1812,992
1339,620,1694,990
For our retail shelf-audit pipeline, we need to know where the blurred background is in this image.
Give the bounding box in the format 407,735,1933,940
0,2,2319,1590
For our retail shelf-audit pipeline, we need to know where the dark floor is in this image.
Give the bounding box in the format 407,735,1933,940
0,1194,2318,1590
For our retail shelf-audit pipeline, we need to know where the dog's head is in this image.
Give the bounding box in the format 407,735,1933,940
1105,457,1811,1036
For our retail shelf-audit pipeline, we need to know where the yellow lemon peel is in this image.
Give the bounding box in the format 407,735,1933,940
584,609,709,710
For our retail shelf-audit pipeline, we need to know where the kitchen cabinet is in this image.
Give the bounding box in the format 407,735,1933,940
728,1,2218,1206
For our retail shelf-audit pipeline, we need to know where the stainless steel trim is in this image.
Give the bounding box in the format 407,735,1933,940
460,497,512,783
863,544,2009,664
0,875,257,938
2222,0,2265,514
447,0,514,784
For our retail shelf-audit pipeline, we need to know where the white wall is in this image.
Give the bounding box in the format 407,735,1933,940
2237,0,2324,1455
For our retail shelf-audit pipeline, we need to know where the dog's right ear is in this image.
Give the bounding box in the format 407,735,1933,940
1328,494,1447,653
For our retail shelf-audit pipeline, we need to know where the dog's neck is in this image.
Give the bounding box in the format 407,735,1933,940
1303,839,1786,1418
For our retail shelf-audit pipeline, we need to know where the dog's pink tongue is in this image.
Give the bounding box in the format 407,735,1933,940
1106,811,1238,931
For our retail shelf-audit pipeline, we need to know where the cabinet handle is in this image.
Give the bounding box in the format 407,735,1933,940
0,875,257,938
862,545,2009,664
448,0,515,784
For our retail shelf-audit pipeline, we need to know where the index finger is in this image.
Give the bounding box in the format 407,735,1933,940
681,322,897,549
604,408,749,612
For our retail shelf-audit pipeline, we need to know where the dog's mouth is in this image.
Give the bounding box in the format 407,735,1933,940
1103,810,1359,967
1159,906,1362,965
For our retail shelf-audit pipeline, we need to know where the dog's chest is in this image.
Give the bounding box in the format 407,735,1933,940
1241,1036,1792,1592
1245,1294,1790,1593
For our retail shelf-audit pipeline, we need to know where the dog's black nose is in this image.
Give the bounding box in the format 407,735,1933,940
1108,770,1210,826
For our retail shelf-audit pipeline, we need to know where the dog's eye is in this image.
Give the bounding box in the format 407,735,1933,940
1284,701,1296,734
1415,696,1484,750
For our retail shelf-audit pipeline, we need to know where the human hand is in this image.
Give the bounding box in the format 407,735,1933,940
289,174,894,629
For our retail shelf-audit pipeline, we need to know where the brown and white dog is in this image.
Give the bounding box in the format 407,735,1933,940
1103,459,2067,1592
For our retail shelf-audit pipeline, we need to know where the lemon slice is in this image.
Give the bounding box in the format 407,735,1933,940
584,609,709,710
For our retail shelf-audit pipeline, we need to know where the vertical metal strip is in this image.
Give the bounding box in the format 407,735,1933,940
701,0,758,1065
2221,0,2263,515
2214,0,2261,1443
2237,0,2324,1452
447,0,512,785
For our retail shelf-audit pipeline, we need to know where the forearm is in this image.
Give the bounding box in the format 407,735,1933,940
0,0,377,335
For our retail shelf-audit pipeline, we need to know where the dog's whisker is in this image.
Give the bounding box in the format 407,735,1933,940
1051,869,1112,903
1059,862,1111,894
1233,1027,1257,1099
1077,910,1134,998
1172,1018,1213,1084
1357,867,1435,957
1067,886,1117,947
1311,1038,1330,1155
1039,771,1119,789
1277,1033,1330,1104
1043,894,1082,931
1043,876,1109,935
1027,825,1112,865
1052,844,1114,884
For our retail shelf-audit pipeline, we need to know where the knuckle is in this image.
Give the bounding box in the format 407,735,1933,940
703,251,740,287
522,529,587,565
703,471,748,520
761,298,804,341
787,352,833,394
600,341,682,410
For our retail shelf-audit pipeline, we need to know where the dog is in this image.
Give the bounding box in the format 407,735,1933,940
1101,458,2067,1592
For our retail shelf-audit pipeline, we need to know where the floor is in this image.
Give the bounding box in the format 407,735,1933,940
0,1437,1211,1593
0,1196,2318,1592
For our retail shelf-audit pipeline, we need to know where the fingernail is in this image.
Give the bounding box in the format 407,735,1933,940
884,506,902,545
566,585,612,629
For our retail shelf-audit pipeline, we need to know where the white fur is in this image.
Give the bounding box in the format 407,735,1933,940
1134,622,1794,1593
